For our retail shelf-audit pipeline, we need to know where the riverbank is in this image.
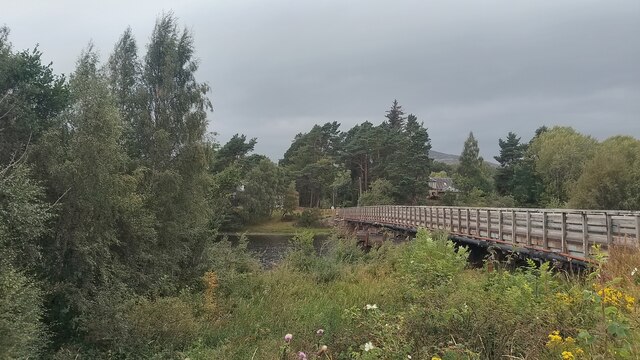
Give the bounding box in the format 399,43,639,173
237,211,335,235
184,230,640,359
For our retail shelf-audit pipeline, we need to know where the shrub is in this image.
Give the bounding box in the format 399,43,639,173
295,208,323,228
396,229,469,289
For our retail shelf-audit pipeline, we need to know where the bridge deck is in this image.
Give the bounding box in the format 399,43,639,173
339,206,640,263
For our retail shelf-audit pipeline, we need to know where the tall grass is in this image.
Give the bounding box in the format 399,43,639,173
75,231,639,359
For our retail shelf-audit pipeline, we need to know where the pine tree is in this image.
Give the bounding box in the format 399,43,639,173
384,99,405,130
456,132,490,193
494,132,526,195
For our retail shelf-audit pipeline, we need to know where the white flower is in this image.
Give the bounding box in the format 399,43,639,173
364,341,374,351
632,267,638,276
365,304,378,310
408,355,412,359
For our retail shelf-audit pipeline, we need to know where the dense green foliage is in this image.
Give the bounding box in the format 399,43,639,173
181,230,639,359
281,100,433,207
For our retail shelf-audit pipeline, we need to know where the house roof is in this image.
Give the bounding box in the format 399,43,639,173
428,177,456,191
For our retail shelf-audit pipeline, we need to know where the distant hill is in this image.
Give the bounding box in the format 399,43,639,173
429,150,498,168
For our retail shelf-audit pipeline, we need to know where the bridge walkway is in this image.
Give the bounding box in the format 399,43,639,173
338,206,640,263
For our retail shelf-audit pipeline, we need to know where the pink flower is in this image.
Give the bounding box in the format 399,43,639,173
298,351,308,360
284,333,293,343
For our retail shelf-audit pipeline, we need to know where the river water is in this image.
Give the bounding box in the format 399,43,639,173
224,233,331,268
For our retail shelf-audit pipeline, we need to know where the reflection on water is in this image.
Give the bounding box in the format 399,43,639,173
223,234,331,268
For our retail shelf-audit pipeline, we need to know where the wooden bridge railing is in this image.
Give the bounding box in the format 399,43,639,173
338,206,640,262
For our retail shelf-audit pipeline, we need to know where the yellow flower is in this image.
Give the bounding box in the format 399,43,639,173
431,357,442,360
625,295,635,311
564,336,575,345
546,330,563,348
562,351,575,360
575,348,584,356
556,292,573,306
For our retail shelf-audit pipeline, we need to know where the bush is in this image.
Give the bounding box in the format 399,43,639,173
396,229,469,289
295,208,323,228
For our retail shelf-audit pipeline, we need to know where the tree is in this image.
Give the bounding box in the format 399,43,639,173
237,158,288,223
569,136,640,210
141,13,212,166
529,126,597,204
384,99,405,130
107,27,145,158
359,179,395,206
136,13,214,284
0,263,48,358
281,122,342,207
494,132,527,195
383,113,432,204
0,160,50,358
0,26,69,166
456,132,491,193
211,134,257,173
342,121,375,197
34,46,137,342
282,181,299,218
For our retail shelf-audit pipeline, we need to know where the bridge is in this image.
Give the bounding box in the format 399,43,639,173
338,206,640,264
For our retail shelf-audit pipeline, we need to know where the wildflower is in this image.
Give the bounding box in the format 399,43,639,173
431,356,442,360
364,341,374,351
597,287,624,306
556,292,573,306
632,267,638,276
575,348,584,356
546,330,563,348
316,328,325,336
317,345,328,355
561,351,575,360
407,355,412,359
365,304,378,310
625,295,635,311
564,336,575,345
297,351,308,360
284,333,293,343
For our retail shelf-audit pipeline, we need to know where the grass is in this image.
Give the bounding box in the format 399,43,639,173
184,231,640,359
70,230,640,359
240,210,335,235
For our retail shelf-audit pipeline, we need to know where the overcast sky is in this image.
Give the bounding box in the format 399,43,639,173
3,0,639,161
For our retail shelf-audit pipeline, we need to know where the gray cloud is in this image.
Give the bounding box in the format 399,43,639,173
4,0,639,160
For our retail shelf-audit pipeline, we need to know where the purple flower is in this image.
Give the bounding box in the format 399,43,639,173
298,351,308,360
284,333,293,343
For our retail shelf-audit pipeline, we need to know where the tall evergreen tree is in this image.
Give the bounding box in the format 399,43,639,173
384,99,405,130
456,132,490,193
494,132,526,195
281,122,341,207
384,113,432,204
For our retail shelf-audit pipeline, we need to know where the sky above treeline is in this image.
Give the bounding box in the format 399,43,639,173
4,0,640,161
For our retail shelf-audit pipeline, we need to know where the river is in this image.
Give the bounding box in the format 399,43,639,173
224,233,331,268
